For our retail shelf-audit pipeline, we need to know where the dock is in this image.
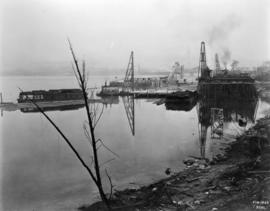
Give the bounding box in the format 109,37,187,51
132,87,197,98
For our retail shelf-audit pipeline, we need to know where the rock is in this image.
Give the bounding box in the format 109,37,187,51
178,201,184,205
152,187,157,192
223,186,231,191
194,200,201,205
183,158,196,166
199,164,208,169
165,168,171,175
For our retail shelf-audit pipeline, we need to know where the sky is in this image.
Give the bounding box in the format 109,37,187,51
1,0,270,75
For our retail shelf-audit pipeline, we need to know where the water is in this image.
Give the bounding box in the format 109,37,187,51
0,76,269,211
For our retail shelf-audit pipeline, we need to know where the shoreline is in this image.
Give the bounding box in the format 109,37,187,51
79,116,270,211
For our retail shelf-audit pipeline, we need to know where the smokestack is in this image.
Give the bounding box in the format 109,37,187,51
180,65,184,79
215,53,221,74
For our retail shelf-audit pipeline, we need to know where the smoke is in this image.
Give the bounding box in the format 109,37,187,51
207,14,241,69
221,48,231,69
231,60,239,71
208,14,241,46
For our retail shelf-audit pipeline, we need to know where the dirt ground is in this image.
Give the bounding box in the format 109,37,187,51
80,116,270,211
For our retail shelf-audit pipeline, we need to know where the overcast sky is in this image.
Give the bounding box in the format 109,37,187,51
1,0,270,74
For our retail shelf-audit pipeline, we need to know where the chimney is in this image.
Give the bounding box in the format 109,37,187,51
199,41,210,79
215,53,221,74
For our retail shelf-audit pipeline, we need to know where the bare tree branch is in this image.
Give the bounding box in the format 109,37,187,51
72,63,81,88
100,158,116,168
105,169,113,200
97,139,120,158
68,39,111,209
83,122,92,145
93,104,104,128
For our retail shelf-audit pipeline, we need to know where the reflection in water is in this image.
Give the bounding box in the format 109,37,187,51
18,95,120,113
2,75,270,211
20,104,85,113
197,89,258,158
0,76,192,210
164,96,197,111
17,94,137,137
122,96,135,136
99,96,120,106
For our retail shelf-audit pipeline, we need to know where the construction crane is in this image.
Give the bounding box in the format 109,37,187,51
122,51,135,135
123,51,134,91
198,41,211,80
122,96,135,136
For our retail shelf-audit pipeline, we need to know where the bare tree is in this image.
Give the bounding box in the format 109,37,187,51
68,39,112,209
20,41,114,210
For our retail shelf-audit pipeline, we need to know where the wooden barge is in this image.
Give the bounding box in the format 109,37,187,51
0,89,119,113
18,89,84,103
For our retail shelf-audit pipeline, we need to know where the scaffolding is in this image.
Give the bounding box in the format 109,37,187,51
210,108,224,139
123,51,134,91
122,96,135,136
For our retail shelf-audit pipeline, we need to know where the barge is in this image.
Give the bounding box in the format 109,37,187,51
197,42,257,99
18,89,84,103
0,89,121,114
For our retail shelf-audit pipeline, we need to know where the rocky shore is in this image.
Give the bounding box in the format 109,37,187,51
80,116,270,211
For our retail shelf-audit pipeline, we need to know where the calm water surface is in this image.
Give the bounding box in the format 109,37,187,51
0,76,269,211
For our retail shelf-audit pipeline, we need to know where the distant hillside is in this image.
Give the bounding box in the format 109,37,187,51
0,63,199,76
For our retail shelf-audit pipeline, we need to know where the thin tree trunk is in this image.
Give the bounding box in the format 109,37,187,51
68,40,111,210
